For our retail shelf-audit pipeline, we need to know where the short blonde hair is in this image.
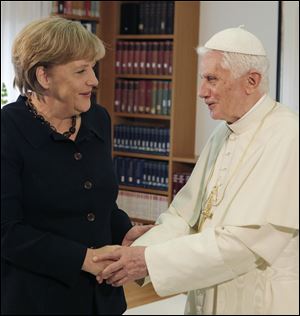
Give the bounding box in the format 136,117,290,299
12,16,105,96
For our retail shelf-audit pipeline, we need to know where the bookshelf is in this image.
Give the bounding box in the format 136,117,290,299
53,13,99,21
99,1,199,224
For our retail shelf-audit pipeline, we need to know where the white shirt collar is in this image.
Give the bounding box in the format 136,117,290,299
226,94,275,135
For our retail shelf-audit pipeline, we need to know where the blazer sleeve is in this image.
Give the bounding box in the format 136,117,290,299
99,105,133,244
1,112,87,287
111,204,132,245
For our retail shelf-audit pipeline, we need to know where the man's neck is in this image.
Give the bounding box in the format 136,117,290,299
226,92,265,124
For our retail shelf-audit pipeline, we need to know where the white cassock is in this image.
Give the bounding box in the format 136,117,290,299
132,95,299,315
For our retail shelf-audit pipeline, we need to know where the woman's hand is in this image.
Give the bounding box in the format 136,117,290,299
81,245,120,276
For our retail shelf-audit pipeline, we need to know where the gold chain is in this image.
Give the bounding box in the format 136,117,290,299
198,102,277,231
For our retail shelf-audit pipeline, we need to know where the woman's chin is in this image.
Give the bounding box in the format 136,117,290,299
75,101,91,114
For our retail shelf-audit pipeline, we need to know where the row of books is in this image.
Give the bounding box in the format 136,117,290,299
120,1,174,35
116,41,173,75
114,157,168,191
81,21,97,34
117,190,168,221
114,125,170,156
52,1,100,17
172,172,191,199
114,80,172,115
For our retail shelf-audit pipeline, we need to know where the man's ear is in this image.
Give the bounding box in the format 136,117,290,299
245,71,261,94
36,66,50,90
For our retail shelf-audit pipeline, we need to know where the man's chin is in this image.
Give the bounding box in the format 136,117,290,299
209,110,219,120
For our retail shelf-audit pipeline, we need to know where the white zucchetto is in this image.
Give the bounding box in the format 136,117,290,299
204,25,266,56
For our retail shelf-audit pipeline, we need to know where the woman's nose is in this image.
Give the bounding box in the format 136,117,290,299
87,69,99,87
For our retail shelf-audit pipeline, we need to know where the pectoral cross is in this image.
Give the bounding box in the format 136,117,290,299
198,186,218,232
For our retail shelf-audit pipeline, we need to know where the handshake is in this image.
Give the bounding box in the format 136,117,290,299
81,224,154,287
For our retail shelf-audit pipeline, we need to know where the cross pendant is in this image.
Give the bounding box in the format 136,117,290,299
198,186,218,232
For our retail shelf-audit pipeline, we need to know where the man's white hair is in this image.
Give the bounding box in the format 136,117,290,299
197,47,270,93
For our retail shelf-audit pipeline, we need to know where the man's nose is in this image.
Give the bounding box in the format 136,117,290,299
198,82,209,99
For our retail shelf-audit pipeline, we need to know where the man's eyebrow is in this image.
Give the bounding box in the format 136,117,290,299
201,73,216,78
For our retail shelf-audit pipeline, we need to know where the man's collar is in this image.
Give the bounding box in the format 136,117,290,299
226,94,275,135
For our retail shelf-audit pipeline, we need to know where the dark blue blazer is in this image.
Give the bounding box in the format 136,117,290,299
1,96,132,314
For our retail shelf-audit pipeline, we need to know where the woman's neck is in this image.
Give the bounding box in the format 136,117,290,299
28,93,79,136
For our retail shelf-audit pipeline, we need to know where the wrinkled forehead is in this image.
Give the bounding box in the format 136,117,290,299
200,51,227,74
200,50,224,65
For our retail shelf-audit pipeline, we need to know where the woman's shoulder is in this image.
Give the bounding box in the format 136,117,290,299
89,103,110,119
83,103,112,139
87,103,112,127
2,96,26,113
1,96,27,126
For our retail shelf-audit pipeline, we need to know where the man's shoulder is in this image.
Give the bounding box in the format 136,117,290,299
274,103,298,122
269,103,298,135
256,103,298,151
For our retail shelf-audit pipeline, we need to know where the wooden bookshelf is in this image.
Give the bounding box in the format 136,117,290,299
117,34,174,40
113,151,170,161
119,185,168,197
52,13,99,22
124,281,179,309
99,1,199,222
115,74,173,80
114,112,171,120
172,156,198,164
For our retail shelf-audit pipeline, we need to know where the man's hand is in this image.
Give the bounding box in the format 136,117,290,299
122,225,154,246
93,246,148,286
81,245,120,276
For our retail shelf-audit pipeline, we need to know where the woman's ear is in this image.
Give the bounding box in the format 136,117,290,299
245,71,261,94
36,66,50,89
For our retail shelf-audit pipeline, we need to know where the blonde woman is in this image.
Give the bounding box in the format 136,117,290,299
1,17,151,315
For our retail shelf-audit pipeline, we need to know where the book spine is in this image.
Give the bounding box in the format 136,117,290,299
114,79,121,112
127,81,134,113
122,41,128,74
166,1,174,34
151,81,157,114
139,80,146,113
116,41,122,74
140,42,147,74
127,42,134,74
58,1,64,14
133,42,140,74
121,80,128,112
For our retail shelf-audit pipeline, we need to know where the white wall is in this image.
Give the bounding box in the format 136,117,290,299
280,1,299,113
1,1,52,105
195,1,279,155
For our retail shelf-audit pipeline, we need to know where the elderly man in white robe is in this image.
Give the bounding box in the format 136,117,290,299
94,27,299,315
